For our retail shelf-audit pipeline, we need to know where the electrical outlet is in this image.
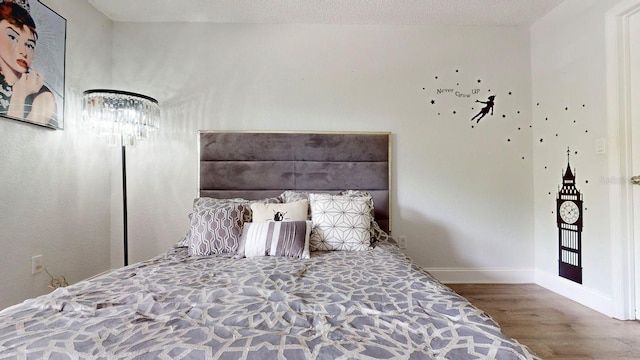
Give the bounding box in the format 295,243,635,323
397,236,408,249
31,255,43,275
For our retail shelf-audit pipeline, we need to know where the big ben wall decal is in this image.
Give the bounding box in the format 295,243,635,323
556,148,583,284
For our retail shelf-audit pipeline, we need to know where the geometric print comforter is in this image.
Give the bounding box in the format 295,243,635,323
0,241,539,359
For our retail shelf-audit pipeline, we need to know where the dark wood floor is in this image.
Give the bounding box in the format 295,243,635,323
448,284,640,360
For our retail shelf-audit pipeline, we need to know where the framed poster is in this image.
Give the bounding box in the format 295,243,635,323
0,0,66,129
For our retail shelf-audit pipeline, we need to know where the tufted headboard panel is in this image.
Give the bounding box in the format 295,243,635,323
198,131,391,233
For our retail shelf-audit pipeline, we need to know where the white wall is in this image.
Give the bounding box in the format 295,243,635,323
111,23,535,280
531,0,626,316
0,0,112,309
2,0,630,319
3,0,631,319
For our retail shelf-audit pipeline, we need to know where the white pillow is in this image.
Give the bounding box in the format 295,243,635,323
238,220,312,258
339,190,390,244
250,200,309,223
309,193,373,251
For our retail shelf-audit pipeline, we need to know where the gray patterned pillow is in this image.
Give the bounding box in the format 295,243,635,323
175,233,189,248
175,196,282,248
309,193,373,251
279,190,309,203
238,220,312,258
188,204,249,256
194,196,281,223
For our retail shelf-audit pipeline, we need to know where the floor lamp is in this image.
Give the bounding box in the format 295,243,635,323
82,89,160,266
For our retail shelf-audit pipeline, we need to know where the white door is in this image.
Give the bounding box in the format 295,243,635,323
606,0,640,320
630,10,640,320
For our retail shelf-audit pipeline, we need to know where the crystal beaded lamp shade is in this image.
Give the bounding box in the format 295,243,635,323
82,89,160,146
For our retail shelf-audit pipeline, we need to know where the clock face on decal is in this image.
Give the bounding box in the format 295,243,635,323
559,201,580,224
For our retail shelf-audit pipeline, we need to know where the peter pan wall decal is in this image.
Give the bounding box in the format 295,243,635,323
471,95,496,123
422,68,530,160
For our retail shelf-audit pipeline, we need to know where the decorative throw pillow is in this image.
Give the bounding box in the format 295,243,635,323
338,190,391,244
176,196,283,248
238,220,312,258
176,234,189,248
250,200,309,223
188,204,249,256
175,212,196,248
309,193,373,251
279,190,309,203
370,221,391,244
193,196,281,223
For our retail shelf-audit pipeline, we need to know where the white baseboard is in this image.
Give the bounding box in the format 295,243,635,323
535,270,614,318
427,268,535,284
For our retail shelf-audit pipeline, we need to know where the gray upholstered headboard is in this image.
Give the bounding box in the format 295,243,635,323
198,131,391,233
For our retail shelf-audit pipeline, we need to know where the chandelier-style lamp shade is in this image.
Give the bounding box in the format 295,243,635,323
81,89,160,146
81,89,160,267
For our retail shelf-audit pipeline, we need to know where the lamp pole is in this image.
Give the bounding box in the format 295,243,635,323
122,143,128,266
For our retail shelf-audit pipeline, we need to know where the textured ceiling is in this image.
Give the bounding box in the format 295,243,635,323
87,0,564,26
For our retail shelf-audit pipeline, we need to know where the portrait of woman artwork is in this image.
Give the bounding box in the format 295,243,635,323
0,0,65,129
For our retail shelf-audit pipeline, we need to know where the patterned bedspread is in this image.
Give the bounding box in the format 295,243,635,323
0,242,538,359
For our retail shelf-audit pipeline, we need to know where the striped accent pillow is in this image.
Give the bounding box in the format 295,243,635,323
238,221,312,259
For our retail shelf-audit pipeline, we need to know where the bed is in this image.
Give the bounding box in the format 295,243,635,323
0,131,539,359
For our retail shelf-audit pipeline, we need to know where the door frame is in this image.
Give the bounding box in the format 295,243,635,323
606,0,640,320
